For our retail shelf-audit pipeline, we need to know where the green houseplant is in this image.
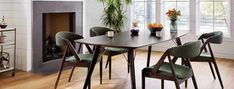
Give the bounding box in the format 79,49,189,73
99,0,132,32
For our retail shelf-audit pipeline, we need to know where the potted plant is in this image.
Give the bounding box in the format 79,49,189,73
98,0,132,32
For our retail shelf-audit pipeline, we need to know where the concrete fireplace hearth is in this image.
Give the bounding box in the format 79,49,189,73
32,1,83,74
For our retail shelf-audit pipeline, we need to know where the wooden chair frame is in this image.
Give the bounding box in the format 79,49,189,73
190,32,224,89
142,49,198,89
54,35,100,89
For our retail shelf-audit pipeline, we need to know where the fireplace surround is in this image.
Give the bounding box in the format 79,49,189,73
32,1,83,73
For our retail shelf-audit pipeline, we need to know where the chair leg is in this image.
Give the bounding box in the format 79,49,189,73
186,59,198,89
68,64,76,82
88,80,91,89
54,61,65,89
208,62,216,79
88,68,91,89
191,75,198,89
104,54,112,80
100,58,103,84
213,61,224,89
142,71,145,89
185,80,188,88
127,53,130,73
174,80,180,89
161,79,164,89
108,55,112,80
105,58,110,69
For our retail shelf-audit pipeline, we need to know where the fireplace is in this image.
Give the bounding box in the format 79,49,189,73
42,12,75,62
32,1,83,74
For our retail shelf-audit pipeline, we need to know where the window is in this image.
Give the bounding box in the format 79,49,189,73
198,0,230,36
131,0,189,30
131,0,156,29
161,0,190,30
131,0,230,37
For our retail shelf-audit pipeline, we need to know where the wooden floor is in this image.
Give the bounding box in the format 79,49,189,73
1,50,234,89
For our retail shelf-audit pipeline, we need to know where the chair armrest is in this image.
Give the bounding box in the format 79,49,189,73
152,49,172,73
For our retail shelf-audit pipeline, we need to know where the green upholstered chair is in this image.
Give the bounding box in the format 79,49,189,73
54,31,101,89
142,41,201,89
190,31,224,89
90,26,128,83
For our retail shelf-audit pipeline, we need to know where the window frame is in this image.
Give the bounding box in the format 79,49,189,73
131,0,156,29
160,0,190,30
131,0,230,37
196,0,230,37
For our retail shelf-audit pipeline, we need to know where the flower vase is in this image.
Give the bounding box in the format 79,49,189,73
170,20,177,33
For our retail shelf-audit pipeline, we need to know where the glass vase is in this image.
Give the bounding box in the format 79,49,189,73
170,20,177,33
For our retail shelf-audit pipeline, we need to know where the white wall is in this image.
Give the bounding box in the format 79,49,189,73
0,0,29,71
84,0,104,37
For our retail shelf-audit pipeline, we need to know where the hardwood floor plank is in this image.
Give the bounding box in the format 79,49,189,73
0,50,233,89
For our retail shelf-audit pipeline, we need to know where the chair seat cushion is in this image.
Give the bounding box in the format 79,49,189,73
105,47,128,52
65,54,94,62
145,62,193,79
104,47,128,55
190,52,213,61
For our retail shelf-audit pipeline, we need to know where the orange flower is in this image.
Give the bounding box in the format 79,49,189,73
166,8,181,21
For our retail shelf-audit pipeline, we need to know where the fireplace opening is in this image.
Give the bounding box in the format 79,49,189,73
42,12,75,62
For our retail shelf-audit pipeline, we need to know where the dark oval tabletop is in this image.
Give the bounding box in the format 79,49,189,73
75,29,190,49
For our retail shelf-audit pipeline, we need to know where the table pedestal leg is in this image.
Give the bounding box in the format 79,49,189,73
147,46,152,67
175,37,182,45
83,45,101,89
128,48,136,89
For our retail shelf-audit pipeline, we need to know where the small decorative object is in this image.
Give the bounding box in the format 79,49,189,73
106,31,114,38
132,20,139,29
0,35,6,43
131,29,139,35
131,20,139,35
147,23,163,36
0,16,7,29
166,8,181,33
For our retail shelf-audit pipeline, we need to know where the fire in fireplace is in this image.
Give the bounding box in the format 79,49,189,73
42,12,75,62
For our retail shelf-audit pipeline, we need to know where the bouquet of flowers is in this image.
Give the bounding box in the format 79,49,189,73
166,8,181,32
166,8,181,22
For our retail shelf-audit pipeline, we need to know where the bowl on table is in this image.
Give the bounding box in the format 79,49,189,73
147,23,163,34
148,27,163,33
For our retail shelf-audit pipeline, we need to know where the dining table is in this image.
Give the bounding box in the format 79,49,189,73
75,29,190,89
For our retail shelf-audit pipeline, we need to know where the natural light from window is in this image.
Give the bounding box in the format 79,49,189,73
162,0,189,30
131,0,230,37
198,0,230,36
132,0,156,29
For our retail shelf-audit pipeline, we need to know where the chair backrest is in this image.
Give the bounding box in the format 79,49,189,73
207,31,223,44
199,31,223,44
170,41,201,58
56,31,83,46
90,26,113,37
